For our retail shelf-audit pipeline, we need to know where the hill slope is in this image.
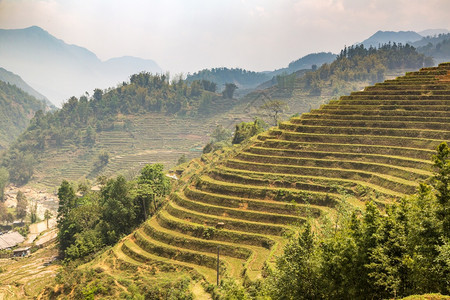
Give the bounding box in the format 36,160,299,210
0,67,49,103
0,80,48,150
83,62,450,288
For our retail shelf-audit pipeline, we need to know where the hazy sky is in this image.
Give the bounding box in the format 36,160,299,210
0,0,449,74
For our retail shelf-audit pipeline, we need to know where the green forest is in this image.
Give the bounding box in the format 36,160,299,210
0,74,233,185
0,80,47,149
282,43,434,96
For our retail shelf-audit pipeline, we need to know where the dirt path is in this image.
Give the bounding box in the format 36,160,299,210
191,281,212,300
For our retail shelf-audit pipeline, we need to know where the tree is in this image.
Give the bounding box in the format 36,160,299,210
138,164,171,212
30,201,38,223
16,191,27,221
222,83,238,99
93,88,103,102
211,125,231,143
177,154,187,165
6,152,35,184
100,176,136,244
0,167,9,201
260,100,288,126
432,142,450,237
44,209,52,229
57,180,77,220
0,201,7,222
268,223,321,299
232,118,265,144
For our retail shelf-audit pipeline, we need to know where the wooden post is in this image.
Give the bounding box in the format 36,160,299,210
217,246,220,286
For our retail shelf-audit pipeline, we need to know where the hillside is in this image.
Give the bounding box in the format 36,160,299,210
0,80,48,150
186,53,336,98
415,33,450,64
0,44,434,190
0,26,161,106
52,63,450,298
242,43,435,125
0,73,248,188
0,67,50,104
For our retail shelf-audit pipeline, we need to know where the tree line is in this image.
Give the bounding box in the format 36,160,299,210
57,163,171,261
276,43,435,97
0,73,237,185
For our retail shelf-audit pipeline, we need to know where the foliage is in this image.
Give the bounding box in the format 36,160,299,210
1,73,227,185
15,191,27,221
30,202,38,223
186,67,271,91
0,201,7,222
0,80,47,149
223,83,238,99
263,142,450,299
416,33,450,61
44,209,52,227
56,164,170,261
51,265,194,300
203,125,232,154
1,150,35,185
295,43,434,96
432,142,450,236
267,222,321,299
177,154,188,165
0,167,8,201
232,118,266,145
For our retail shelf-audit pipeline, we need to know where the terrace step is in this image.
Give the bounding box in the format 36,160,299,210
120,239,217,282
321,104,450,111
184,186,329,215
289,118,449,131
225,158,418,194
133,228,241,276
196,174,340,206
258,139,435,160
143,218,252,260
301,113,450,124
144,218,271,281
310,109,450,118
214,166,404,200
174,190,307,224
245,146,431,170
156,210,276,248
166,200,292,236
268,129,443,150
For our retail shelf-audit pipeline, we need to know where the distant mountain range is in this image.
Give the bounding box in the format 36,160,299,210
359,29,450,48
1,26,449,106
359,31,424,48
0,26,161,106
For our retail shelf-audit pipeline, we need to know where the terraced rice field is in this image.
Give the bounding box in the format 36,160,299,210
30,112,251,189
110,63,450,284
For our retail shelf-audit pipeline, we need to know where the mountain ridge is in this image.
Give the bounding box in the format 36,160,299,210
0,26,162,106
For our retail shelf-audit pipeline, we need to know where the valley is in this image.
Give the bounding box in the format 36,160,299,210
0,16,449,298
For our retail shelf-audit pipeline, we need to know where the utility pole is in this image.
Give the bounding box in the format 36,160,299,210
217,246,220,286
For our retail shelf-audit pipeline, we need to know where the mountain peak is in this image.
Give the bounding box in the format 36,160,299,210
359,30,423,48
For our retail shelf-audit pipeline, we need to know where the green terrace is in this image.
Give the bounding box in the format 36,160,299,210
112,62,450,284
